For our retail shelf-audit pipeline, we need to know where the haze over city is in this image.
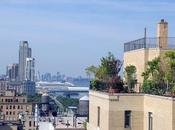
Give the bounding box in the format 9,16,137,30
1,0,175,77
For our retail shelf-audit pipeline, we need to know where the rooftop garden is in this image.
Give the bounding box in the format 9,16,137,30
86,50,175,96
86,52,125,93
141,50,175,96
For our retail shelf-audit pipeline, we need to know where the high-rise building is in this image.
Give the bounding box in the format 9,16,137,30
25,58,35,81
19,41,32,82
6,64,19,82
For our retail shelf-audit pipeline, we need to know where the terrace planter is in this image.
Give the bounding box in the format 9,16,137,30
108,88,120,93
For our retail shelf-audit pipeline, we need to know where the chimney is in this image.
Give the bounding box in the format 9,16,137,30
157,19,168,49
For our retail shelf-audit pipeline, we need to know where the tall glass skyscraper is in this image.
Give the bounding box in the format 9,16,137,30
19,41,32,81
25,58,35,81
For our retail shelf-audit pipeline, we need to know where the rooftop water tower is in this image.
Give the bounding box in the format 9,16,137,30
79,95,89,116
41,93,49,115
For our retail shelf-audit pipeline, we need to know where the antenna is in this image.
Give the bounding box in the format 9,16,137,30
144,28,147,48
144,27,147,38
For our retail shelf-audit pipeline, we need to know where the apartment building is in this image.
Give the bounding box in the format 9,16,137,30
0,90,33,121
87,91,175,130
0,79,8,96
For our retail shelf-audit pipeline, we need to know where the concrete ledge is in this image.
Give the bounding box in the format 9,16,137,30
89,90,175,101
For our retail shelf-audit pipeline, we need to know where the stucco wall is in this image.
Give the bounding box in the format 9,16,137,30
144,95,174,130
124,48,172,85
88,91,175,130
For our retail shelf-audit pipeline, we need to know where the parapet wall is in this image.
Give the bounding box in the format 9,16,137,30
88,91,175,130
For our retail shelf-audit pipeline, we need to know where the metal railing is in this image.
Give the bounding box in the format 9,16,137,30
124,37,175,52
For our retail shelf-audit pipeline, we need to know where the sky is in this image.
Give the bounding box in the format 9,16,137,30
0,0,175,77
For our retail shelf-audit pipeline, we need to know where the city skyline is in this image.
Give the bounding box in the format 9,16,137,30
1,0,175,77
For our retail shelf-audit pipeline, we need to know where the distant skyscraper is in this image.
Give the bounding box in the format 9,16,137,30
25,58,35,81
19,41,32,81
6,64,19,81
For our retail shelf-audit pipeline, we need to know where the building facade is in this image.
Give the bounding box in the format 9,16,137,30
124,19,175,90
21,81,36,96
0,79,8,96
7,81,22,94
87,91,175,130
0,90,33,121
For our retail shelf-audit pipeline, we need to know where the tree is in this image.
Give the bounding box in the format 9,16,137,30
125,65,137,91
141,57,166,95
88,52,124,92
164,51,175,83
85,65,98,79
142,57,160,80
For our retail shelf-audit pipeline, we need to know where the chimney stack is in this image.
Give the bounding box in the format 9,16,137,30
157,19,168,49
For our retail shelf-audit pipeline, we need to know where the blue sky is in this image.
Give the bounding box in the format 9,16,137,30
0,0,175,77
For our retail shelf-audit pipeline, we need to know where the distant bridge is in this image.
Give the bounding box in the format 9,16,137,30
48,87,89,99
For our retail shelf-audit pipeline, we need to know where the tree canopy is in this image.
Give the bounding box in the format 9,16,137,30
87,52,124,92
124,65,137,91
142,50,175,95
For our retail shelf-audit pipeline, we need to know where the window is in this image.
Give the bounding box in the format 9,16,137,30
29,121,32,127
6,105,8,109
13,111,15,115
148,112,153,130
6,111,8,115
125,111,131,128
18,105,20,109
97,106,100,127
13,105,15,109
23,99,25,103
10,111,12,115
10,105,12,109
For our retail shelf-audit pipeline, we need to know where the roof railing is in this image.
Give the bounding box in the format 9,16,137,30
124,37,175,52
